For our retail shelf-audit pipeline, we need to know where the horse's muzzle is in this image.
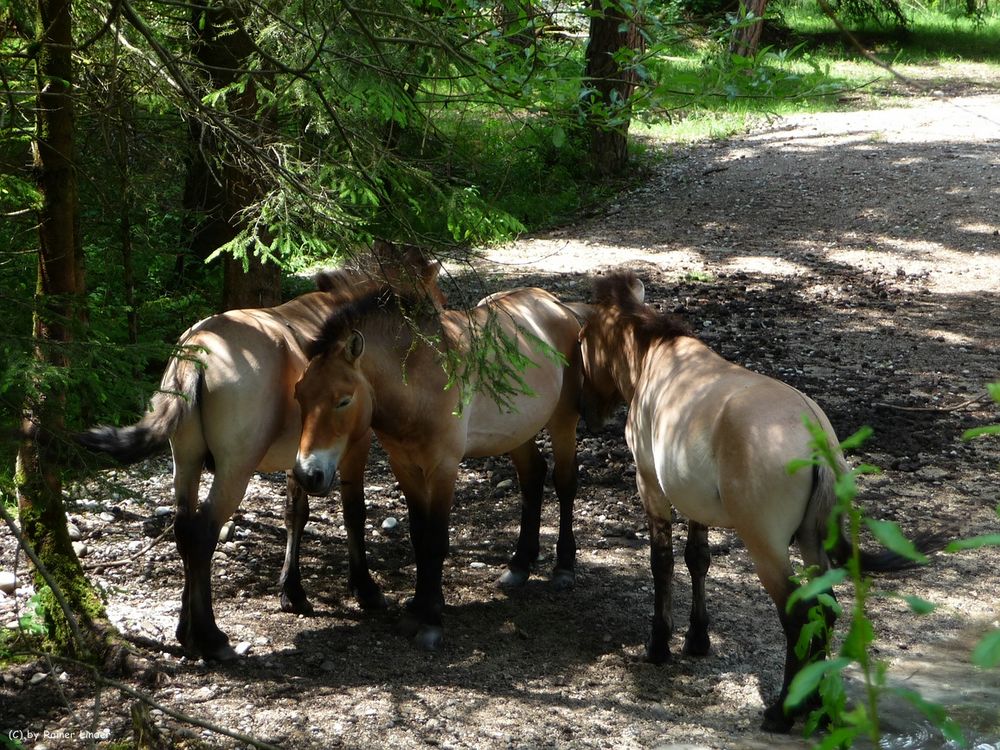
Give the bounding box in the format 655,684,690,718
293,452,338,496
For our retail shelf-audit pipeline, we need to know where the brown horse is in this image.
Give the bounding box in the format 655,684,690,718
293,285,583,649
75,244,444,660
572,271,936,732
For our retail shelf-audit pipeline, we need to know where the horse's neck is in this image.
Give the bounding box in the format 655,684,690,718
609,329,648,402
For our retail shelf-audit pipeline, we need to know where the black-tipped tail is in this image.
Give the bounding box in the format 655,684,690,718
74,423,170,465
833,530,950,573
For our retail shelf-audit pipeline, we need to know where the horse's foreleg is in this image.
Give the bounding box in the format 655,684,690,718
401,463,456,651
682,520,711,656
278,472,313,614
498,441,547,589
645,511,675,664
549,415,579,590
340,431,385,610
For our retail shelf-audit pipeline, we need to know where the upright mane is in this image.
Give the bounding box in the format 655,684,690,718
307,286,434,359
593,271,692,343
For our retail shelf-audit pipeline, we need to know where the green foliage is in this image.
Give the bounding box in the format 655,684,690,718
785,420,964,748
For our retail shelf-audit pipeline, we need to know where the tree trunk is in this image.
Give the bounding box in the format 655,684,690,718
729,0,768,58
20,0,115,658
181,1,281,311
584,0,645,177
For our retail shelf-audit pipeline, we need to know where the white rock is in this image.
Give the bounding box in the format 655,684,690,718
218,521,235,543
381,517,399,533
98,512,116,523
66,523,82,541
496,479,514,491
234,641,252,656
154,506,173,517
30,672,48,685
0,571,15,595
72,542,89,558
469,562,487,569
5,620,20,630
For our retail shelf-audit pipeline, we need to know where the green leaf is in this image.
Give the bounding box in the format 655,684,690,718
551,125,566,149
840,425,874,451
865,518,929,564
786,457,816,476
972,629,1000,668
962,425,1000,441
945,534,1000,553
785,657,852,710
902,595,937,615
787,567,847,611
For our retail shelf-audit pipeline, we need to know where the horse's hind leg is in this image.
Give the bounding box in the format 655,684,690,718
175,465,251,661
682,521,711,656
497,440,547,589
340,431,385,610
548,414,579,590
279,472,313,614
748,538,833,732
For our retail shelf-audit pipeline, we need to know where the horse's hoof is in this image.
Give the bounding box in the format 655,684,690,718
550,567,575,591
760,703,794,733
497,567,529,589
279,592,315,615
682,630,710,657
645,640,672,665
414,625,443,651
357,589,389,611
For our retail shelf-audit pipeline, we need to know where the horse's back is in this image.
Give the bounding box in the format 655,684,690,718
173,296,336,472
636,337,829,535
460,288,581,457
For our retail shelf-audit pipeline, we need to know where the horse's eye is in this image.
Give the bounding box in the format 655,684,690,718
336,396,353,409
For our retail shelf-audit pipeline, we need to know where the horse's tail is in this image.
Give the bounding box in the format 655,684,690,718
801,461,946,574
75,351,202,465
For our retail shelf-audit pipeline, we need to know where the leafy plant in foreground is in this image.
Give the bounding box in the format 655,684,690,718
784,420,965,748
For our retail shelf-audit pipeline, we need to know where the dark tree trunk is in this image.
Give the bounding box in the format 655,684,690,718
181,1,281,310
20,0,115,658
584,0,644,177
729,0,768,58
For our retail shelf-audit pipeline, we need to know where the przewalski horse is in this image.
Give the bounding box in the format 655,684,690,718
75,243,445,660
293,285,583,649
571,271,938,732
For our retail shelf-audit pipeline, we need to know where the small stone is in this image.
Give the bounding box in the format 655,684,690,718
154,506,173,517
5,620,19,630
218,521,235,543
0,571,15,595
72,542,89,558
254,636,270,646
99,512,116,523
234,641,252,656
67,523,82,541
381,517,399,533
496,479,514,492
30,672,48,685
469,562,487,569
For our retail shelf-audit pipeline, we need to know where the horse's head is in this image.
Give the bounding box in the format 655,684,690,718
294,330,373,495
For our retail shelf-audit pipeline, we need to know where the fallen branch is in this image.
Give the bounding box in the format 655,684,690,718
82,521,173,571
874,392,992,413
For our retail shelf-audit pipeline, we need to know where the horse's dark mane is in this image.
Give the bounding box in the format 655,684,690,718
593,272,692,343
307,285,428,359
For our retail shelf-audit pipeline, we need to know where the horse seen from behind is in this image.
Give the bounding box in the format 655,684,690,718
572,270,937,731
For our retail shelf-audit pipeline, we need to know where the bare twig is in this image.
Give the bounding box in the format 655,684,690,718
874,392,993,413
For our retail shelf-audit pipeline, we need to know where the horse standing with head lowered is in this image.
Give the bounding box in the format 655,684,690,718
293,284,584,649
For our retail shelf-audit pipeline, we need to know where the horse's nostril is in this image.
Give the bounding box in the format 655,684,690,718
293,464,322,492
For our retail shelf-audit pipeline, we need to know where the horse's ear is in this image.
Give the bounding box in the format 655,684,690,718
346,330,365,363
628,277,645,303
